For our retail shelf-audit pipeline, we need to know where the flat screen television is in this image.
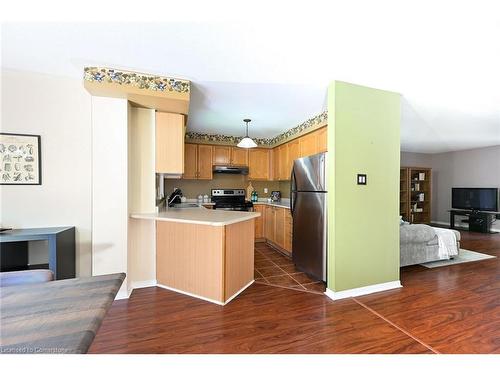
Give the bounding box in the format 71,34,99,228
452,188,498,212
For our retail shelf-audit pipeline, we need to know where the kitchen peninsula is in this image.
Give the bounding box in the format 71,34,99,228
132,207,260,305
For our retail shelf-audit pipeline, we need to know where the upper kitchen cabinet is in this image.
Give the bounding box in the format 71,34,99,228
213,146,231,165
317,126,327,153
271,147,279,181
155,112,186,175
183,143,198,179
197,145,213,179
248,148,270,180
213,146,248,166
278,144,288,180
231,147,248,166
182,143,213,180
287,139,300,179
299,131,318,158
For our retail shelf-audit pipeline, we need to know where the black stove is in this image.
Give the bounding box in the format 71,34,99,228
211,189,254,211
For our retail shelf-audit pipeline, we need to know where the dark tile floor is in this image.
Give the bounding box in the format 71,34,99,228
254,242,326,294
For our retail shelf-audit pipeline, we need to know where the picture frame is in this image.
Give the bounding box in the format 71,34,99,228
0,133,42,185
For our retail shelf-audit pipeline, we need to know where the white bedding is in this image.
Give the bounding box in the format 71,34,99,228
433,227,459,259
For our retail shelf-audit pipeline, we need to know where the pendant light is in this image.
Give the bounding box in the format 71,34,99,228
237,119,258,148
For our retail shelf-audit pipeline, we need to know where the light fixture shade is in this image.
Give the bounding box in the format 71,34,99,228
237,136,258,148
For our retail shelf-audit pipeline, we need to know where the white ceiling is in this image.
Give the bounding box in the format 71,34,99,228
1,1,499,153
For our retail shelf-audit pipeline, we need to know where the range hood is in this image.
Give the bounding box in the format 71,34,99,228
213,165,249,175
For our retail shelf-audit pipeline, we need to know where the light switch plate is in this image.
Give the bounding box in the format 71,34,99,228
357,174,367,185
264,188,268,193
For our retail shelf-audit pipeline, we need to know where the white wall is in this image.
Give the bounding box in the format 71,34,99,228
431,146,500,232
0,69,92,276
91,96,129,298
127,106,156,291
402,147,500,232
400,152,433,168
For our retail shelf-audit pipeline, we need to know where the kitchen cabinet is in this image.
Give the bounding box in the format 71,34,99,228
155,112,185,174
248,148,270,180
264,205,275,243
271,147,279,181
299,131,318,158
183,143,213,180
278,145,288,180
287,139,300,179
274,207,285,249
213,146,231,165
284,209,292,253
317,127,327,153
254,204,265,240
197,145,213,179
231,147,248,166
260,204,293,255
213,146,248,166
156,217,255,305
183,143,198,179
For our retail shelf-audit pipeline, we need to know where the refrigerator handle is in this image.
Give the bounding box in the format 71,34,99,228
319,154,326,191
290,169,295,217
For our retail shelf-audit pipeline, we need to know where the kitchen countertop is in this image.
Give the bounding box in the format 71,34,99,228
254,199,291,209
184,198,291,209
131,206,260,226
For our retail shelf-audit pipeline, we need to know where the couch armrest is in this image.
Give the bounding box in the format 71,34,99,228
0,269,54,287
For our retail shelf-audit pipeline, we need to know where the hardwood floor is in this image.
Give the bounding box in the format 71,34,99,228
356,230,500,354
89,230,499,354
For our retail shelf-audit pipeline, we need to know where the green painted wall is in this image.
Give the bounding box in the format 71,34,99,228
327,81,401,292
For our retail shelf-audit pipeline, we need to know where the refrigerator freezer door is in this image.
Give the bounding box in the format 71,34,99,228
292,191,327,281
292,153,326,192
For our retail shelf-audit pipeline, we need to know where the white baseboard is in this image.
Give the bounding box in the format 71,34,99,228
115,288,132,300
325,280,402,301
157,280,254,306
223,280,254,305
131,279,157,290
157,283,225,305
431,221,500,233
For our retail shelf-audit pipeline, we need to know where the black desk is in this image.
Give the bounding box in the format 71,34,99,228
0,227,75,280
449,210,499,234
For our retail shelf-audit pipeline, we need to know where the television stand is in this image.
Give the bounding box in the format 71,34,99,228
449,210,499,234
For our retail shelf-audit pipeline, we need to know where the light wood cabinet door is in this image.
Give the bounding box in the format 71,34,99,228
254,205,265,239
284,209,292,253
299,131,318,158
230,147,248,166
274,207,285,249
155,112,185,174
264,206,275,243
271,147,279,181
287,139,300,179
248,148,270,180
183,143,198,179
278,145,288,180
213,146,231,165
317,126,327,153
197,145,213,180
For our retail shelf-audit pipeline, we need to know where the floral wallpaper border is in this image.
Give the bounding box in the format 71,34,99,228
185,111,328,146
84,67,190,94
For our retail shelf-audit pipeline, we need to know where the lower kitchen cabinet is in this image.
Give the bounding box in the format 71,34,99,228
264,205,275,242
257,204,293,255
274,207,285,249
254,204,265,241
283,209,292,253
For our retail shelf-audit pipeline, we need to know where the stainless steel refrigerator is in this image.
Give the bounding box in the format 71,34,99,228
290,152,327,282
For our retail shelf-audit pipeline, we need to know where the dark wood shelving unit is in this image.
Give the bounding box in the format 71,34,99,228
400,167,432,224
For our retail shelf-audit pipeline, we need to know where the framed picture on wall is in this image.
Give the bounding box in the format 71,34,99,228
0,133,42,185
